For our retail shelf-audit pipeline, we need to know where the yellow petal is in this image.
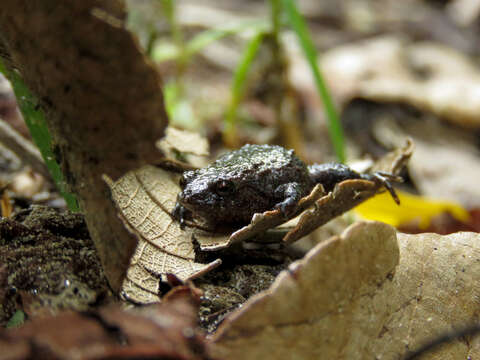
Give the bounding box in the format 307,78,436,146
354,190,470,229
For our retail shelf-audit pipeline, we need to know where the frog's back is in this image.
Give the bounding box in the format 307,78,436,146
209,144,309,187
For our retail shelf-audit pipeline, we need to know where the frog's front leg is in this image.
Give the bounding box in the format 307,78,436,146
274,182,304,217
360,171,402,204
172,201,189,228
308,163,402,204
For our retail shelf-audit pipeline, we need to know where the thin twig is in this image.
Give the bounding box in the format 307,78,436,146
0,117,50,178
403,324,480,359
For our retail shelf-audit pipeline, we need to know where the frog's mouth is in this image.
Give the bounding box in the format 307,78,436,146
177,189,211,214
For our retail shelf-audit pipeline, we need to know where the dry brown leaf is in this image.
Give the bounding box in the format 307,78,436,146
283,180,378,244
106,165,221,303
371,137,414,174
0,1,168,291
158,127,210,157
210,221,399,359
157,127,211,170
209,223,480,360
0,297,211,360
196,184,325,251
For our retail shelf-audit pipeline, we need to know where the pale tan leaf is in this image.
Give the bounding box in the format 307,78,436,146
209,224,480,360
158,127,209,157
210,221,399,359
157,127,210,169
106,165,221,303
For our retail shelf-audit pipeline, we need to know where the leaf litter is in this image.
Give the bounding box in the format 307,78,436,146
105,165,221,304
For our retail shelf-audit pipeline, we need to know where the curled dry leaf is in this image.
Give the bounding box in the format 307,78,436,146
105,165,221,304
0,297,211,360
283,180,378,244
195,184,325,251
373,117,480,208
209,223,480,360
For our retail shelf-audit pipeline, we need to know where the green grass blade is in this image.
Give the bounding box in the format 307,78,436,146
152,20,267,63
0,61,79,211
223,30,265,145
282,0,345,163
186,20,267,57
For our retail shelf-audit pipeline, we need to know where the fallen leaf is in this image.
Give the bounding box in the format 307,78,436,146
106,165,221,303
209,221,399,359
158,126,210,157
157,127,211,170
371,110,480,208
195,184,325,251
0,297,211,360
0,0,168,291
283,179,378,244
209,223,480,360
355,190,470,229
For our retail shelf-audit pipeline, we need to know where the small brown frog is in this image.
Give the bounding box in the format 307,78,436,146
173,144,399,228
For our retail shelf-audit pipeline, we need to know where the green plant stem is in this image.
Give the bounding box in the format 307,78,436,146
0,60,79,211
223,31,265,146
270,0,282,41
160,0,187,77
282,0,345,163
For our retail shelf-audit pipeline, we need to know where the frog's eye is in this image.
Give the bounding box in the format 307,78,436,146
215,180,235,196
179,171,196,188
179,175,187,188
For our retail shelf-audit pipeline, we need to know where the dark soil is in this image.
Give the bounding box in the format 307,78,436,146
0,205,112,326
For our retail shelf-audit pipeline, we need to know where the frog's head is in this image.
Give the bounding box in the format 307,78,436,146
176,169,241,224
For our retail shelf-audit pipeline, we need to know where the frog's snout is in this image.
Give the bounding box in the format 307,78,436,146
177,187,201,210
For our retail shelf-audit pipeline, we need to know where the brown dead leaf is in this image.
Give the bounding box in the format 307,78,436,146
157,127,211,170
0,1,168,292
210,221,399,359
106,165,221,303
158,127,210,157
196,184,325,251
371,137,414,174
370,111,480,208
209,223,480,360
0,297,211,360
279,139,410,245
283,179,378,244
